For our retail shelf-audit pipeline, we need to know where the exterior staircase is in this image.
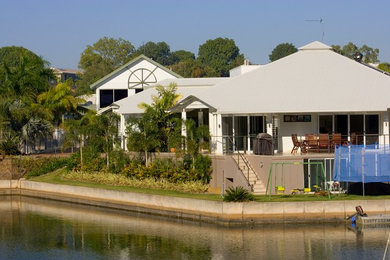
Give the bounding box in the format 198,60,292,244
232,153,266,195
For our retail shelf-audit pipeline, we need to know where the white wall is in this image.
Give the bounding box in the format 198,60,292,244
229,65,261,77
279,114,318,153
98,60,176,90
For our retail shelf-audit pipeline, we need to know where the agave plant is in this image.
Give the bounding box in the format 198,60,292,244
223,186,255,202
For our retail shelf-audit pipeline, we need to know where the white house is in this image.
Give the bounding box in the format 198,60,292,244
94,41,390,155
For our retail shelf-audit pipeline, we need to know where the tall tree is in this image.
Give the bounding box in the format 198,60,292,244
341,42,360,59
134,41,172,65
169,50,195,64
0,46,53,103
77,37,135,92
197,37,244,77
170,59,214,78
360,44,379,63
332,42,379,63
268,43,298,62
0,46,53,154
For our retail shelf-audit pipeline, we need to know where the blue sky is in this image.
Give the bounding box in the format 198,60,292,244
1,0,389,69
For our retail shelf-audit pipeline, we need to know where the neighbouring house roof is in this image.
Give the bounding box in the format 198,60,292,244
51,67,82,74
174,41,390,114
90,55,182,90
79,94,96,111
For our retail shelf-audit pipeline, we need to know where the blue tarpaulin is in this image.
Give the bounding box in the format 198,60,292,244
333,144,390,183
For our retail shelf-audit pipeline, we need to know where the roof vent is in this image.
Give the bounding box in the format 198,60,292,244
353,52,363,62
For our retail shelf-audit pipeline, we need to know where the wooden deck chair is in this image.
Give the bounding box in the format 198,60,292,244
330,133,342,150
349,132,364,145
318,133,329,152
303,134,318,153
350,132,357,145
291,134,301,154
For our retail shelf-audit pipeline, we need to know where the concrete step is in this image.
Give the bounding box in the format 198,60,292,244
253,183,266,189
253,191,266,195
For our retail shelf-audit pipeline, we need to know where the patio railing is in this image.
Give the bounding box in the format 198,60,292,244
222,134,388,154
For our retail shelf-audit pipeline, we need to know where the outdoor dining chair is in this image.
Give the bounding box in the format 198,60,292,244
318,133,330,152
330,133,342,151
302,134,318,153
291,134,301,154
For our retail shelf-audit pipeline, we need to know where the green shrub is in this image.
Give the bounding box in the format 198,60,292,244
80,144,105,172
23,156,70,179
193,154,212,184
0,134,20,155
121,157,212,184
108,149,130,174
66,152,80,171
223,186,255,202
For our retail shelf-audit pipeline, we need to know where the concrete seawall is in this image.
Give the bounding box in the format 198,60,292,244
0,180,387,225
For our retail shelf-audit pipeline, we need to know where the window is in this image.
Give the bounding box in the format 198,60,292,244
114,89,128,102
249,116,264,135
319,115,332,134
335,115,348,136
222,117,233,136
284,115,311,122
365,114,379,144
100,90,113,108
100,89,128,108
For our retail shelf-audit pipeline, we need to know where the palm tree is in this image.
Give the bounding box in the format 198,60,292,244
126,113,161,167
126,83,181,165
96,112,120,168
185,119,210,162
21,118,53,153
32,82,84,153
33,82,82,125
62,111,97,167
0,46,54,154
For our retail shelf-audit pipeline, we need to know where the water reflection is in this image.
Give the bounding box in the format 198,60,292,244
0,196,388,259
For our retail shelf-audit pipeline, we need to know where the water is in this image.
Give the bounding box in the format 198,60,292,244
0,196,388,260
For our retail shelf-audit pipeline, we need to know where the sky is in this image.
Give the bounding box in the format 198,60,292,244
1,0,389,69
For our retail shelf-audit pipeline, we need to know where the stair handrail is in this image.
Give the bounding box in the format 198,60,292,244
226,136,259,185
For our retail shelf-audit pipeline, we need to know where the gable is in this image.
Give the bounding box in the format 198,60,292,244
90,55,181,90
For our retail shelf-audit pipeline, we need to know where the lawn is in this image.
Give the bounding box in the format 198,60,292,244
30,169,390,202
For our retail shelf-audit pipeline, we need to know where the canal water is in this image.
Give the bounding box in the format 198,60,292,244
0,195,388,260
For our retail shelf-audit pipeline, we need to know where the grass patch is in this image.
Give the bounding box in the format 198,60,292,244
63,170,209,193
254,193,390,202
30,170,390,202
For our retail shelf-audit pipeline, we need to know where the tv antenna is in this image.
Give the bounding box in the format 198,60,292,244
305,18,324,41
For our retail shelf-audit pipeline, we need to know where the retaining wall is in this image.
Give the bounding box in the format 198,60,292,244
0,180,387,225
